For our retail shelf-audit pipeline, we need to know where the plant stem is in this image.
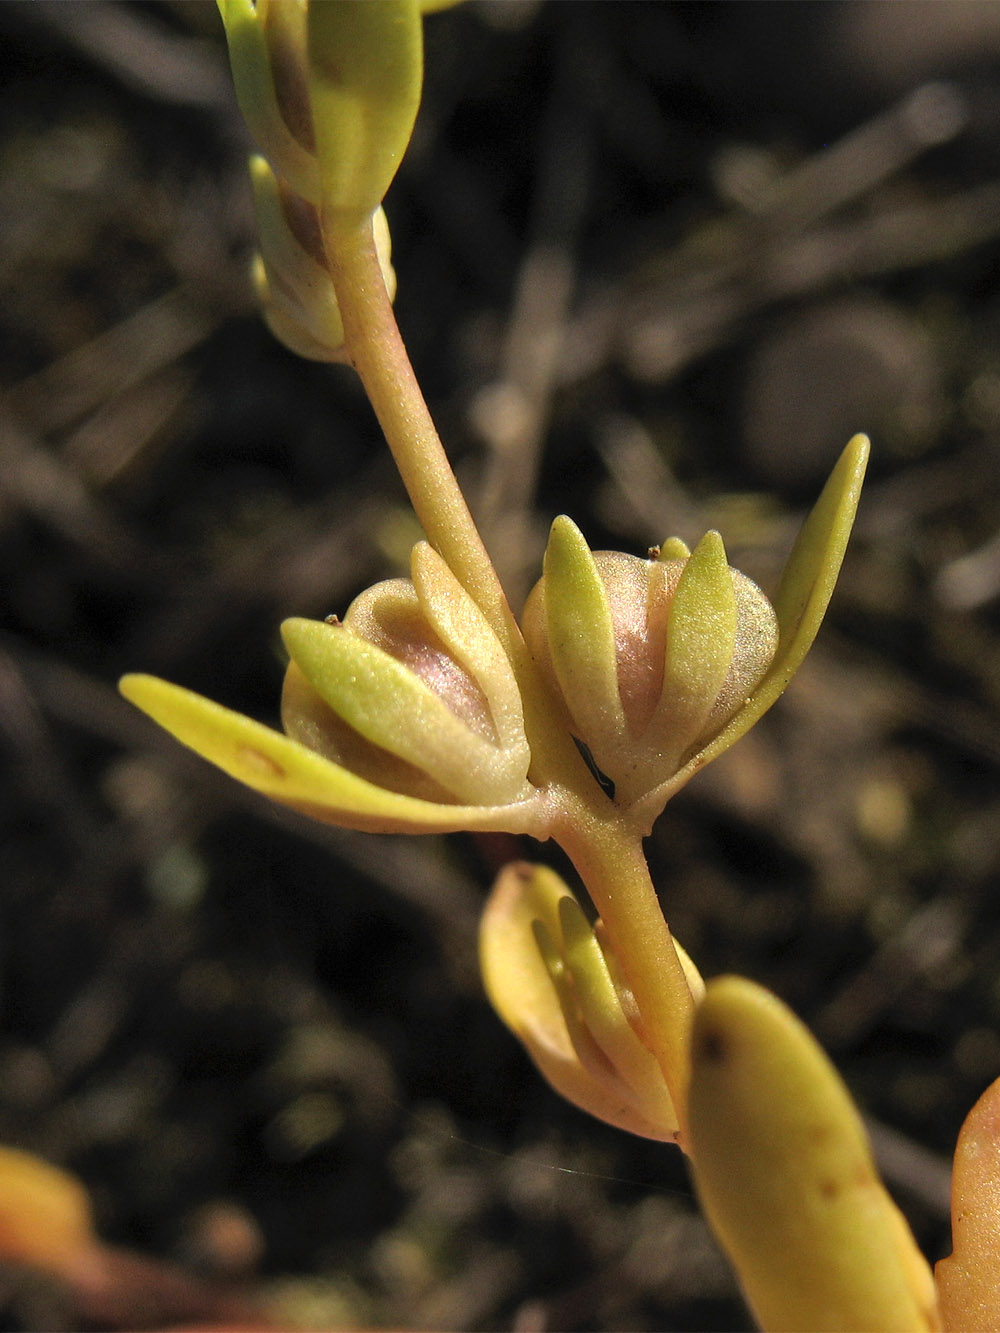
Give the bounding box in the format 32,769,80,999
328,214,697,1141
324,211,597,797
325,215,517,649
557,808,697,1148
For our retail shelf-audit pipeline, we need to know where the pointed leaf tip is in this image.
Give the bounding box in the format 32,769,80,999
118,674,545,836
680,435,868,777
772,432,869,665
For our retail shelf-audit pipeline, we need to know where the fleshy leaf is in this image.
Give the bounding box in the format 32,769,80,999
557,895,679,1131
410,543,528,760
119,675,545,836
634,435,869,827
250,158,396,362
542,516,627,754
480,864,674,1141
657,536,691,561
656,529,737,759
697,434,868,766
217,0,321,204
307,0,423,225
251,155,340,358
935,1075,1000,1331
688,975,940,1333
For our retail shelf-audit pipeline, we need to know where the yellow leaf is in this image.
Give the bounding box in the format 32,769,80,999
688,976,939,1333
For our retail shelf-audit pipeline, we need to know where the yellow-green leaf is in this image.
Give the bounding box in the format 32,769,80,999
250,166,396,362
689,975,939,1333
307,0,423,225
656,530,737,758
543,516,627,754
656,536,691,561
681,434,869,775
410,542,528,758
217,0,321,204
249,154,347,356
557,895,679,1133
479,864,673,1141
119,674,544,836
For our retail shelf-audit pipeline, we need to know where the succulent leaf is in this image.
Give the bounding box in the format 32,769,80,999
217,0,321,203
656,536,692,561
690,434,869,773
119,674,544,836
556,895,680,1130
539,515,627,755
307,0,423,226
689,976,940,1333
280,616,526,806
633,435,869,826
656,529,738,762
410,543,528,760
250,155,395,362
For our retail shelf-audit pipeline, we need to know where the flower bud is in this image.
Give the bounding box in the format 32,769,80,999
249,155,395,362
522,522,778,809
119,539,545,837
282,542,532,808
480,863,705,1143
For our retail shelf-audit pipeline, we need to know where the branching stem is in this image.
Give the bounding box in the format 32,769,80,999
324,213,595,796
326,212,697,1142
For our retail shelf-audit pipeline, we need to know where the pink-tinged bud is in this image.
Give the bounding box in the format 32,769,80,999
281,543,533,808
522,521,778,810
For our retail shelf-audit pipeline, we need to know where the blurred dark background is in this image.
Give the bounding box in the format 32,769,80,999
2,2,1000,1328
